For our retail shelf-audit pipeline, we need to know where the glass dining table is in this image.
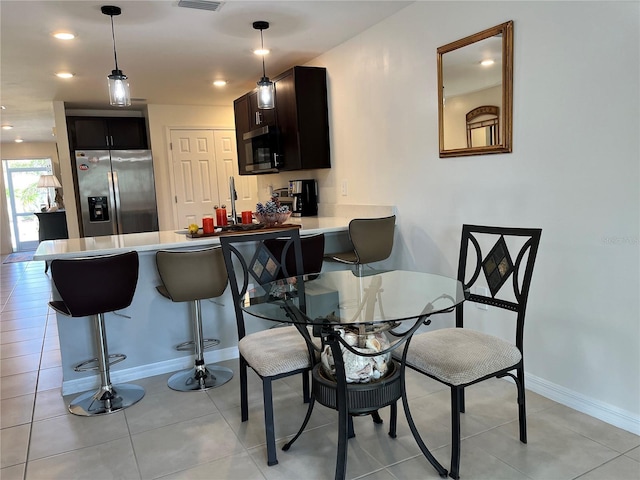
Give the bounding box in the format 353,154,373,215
242,269,466,480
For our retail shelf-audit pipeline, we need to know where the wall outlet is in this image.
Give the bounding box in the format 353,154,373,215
341,180,348,196
475,286,489,310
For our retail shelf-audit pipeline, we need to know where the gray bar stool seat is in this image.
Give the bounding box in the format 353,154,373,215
155,247,233,392
49,251,145,416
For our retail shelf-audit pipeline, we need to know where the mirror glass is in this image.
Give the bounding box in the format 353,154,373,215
438,21,513,157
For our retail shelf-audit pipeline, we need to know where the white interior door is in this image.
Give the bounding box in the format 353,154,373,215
212,130,260,216
169,129,258,228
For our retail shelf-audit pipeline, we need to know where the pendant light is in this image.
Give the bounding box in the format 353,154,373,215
102,5,131,107
253,21,274,110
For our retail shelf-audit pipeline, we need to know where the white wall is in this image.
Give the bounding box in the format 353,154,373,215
307,1,639,430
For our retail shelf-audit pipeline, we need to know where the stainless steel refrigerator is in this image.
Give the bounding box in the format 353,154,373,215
74,150,158,237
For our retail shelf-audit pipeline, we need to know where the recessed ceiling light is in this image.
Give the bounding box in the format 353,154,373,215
15,138,24,143
53,32,75,40
2,125,13,130
55,72,75,79
253,48,269,56
213,80,227,87
1,106,6,110
481,59,495,66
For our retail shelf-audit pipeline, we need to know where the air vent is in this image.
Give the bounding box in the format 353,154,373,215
178,0,224,12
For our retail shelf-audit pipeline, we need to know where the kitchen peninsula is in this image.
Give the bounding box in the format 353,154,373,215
34,216,360,395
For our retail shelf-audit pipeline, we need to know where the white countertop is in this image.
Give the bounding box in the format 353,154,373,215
34,216,351,261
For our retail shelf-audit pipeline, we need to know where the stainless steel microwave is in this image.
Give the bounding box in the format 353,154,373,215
243,125,282,173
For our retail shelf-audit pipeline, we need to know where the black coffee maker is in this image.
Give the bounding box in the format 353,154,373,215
289,179,318,217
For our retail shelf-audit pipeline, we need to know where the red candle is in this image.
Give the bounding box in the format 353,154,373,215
242,211,253,224
202,216,214,233
216,208,227,226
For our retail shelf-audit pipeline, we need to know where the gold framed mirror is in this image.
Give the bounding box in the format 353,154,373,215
438,21,513,157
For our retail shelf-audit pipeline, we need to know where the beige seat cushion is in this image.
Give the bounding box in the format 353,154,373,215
239,325,318,377
395,328,522,386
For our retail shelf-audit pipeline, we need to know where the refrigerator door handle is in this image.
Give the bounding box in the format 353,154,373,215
107,171,123,235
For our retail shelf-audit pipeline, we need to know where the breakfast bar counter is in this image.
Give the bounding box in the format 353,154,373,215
33,216,351,261
34,216,355,395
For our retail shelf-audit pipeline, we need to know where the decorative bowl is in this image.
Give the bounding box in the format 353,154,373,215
254,210,291,227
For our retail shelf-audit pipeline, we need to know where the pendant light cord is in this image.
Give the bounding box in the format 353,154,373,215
260,28,266,77
110,14,119,71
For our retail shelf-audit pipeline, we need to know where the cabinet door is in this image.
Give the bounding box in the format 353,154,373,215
292,67,330,170
234,95,251,174
248,91,276,130
68,116,148,150
68,117,109,149
275,66,330,171
273,71,302,170
107,117,148,149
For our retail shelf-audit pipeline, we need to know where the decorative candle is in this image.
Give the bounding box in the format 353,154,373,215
215,207,228,226
202,216,214,233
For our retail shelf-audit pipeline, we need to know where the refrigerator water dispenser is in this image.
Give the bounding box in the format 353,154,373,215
88,196,109,222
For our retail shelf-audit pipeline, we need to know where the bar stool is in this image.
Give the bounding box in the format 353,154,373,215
325,215,396,275
155,247,234,391
49,251,145,416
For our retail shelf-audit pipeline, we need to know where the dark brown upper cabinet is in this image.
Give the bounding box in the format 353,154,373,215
273,66,330,172
233,66,330,174
67,116,148,150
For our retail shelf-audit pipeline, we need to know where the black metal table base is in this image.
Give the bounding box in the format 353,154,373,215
283,332,448,480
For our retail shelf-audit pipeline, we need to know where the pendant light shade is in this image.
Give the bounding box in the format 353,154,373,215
102,6,131,107
253,21,274,109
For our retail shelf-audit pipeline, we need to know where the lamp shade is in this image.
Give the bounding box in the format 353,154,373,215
108,69,131,106
257,77,275,109
37,174,62,188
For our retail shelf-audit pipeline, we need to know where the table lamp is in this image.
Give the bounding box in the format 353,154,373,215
37,174,62,209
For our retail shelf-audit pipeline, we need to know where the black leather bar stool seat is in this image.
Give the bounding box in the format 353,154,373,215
49,251,145,416
155,247,233,392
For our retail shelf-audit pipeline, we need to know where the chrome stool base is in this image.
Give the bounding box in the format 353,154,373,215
168,365,234,392
68,383,145,416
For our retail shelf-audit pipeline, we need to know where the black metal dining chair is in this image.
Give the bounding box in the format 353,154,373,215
325,215,395,275
394,224,542,479
219,229,322,466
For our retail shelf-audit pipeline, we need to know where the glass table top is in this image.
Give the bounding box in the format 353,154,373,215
242,269,466,327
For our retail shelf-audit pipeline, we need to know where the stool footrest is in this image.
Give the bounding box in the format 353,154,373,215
175,338,220,352
73,353,126,372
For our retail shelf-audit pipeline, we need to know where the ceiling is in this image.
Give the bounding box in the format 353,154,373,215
0,0,411,144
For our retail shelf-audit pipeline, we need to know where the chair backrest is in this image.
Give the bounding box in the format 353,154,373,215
156,247,228,302
263,233,325,279
220,228,305,339
50,251,139,317
456,224,542,351
349,215,396,264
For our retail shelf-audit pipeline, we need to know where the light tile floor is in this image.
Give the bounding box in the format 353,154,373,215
1,258,639,480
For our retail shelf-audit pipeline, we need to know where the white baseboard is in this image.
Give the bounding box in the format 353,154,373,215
61,347,239,396
60,351,639,436
526,372,640,435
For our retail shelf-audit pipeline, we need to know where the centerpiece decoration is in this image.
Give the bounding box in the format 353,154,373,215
255,196,291,227
320,327,391,383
